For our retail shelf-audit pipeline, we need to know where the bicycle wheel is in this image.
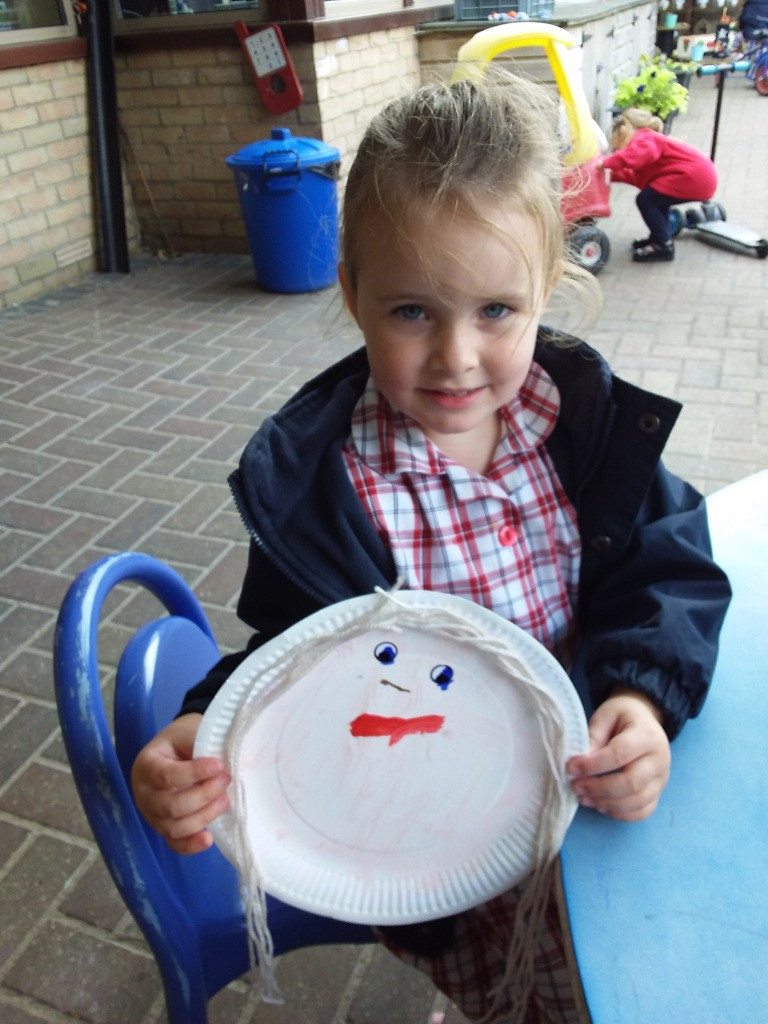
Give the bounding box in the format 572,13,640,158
756,65,768,94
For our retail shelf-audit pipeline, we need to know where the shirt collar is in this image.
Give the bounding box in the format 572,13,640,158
348,362,561,479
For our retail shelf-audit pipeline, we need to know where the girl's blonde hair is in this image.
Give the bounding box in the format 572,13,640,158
341,70,601,326
614,107,664,134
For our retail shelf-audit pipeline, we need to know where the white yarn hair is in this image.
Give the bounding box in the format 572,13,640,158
223,584,579,1018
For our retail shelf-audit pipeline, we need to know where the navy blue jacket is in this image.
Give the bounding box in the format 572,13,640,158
182,333,731,739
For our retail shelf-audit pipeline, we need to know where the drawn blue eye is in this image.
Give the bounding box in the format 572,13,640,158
374,642,398,665
431,664,454,690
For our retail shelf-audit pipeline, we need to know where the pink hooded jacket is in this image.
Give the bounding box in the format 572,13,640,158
602,128,717,199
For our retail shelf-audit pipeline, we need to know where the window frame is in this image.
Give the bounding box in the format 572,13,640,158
0,0,80,47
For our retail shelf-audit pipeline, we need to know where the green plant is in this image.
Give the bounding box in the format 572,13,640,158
613,54,691,120
660,54,699,75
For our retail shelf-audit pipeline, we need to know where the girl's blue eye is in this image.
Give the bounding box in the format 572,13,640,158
396,304,424,321
431,664,454,690
483,303,509,319
374,642,398,665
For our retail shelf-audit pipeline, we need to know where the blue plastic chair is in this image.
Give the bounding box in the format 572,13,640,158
53,552,374,1024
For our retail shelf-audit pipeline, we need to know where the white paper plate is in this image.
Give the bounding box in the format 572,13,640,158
195,590,588,925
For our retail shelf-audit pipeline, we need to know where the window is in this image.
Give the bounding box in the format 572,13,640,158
0,0,80,43
117,0,260,16
1,0,68,30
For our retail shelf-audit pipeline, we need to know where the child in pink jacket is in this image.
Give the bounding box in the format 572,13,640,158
599,108,718,263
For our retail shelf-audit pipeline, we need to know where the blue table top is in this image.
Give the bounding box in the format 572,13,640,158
560,470,768,1024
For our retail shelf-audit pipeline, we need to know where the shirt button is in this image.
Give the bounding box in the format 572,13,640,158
498,524,518,546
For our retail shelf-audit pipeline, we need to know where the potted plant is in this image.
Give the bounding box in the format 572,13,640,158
612,54,693,132
660,52,700,87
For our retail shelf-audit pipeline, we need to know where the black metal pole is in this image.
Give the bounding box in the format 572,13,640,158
710,68,726,161
697,60,750,163
87,0,130,273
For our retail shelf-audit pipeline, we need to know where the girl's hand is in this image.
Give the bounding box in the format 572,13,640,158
131,713,231,855
566,691,671,822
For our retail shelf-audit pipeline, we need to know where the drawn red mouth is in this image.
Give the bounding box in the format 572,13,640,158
349,713,445,746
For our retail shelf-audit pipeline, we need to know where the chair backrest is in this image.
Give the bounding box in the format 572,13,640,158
54,552,372,1024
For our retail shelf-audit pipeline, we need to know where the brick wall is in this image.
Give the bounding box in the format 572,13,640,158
315,27,421,182
116,42,321,256
0,28,420,308
0,58,141,308
116,28,420,258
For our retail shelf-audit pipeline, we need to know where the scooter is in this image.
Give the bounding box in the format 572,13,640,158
670,61,768,259
669,200,768,259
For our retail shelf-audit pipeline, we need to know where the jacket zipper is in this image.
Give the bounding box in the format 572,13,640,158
228,474,330,606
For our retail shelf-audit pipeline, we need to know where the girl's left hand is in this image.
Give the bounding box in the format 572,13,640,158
566,691,671,821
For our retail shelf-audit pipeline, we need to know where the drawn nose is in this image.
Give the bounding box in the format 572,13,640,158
379,678,410,693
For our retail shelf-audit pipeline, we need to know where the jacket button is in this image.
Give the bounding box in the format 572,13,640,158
638,413,661,433
591,535,612,550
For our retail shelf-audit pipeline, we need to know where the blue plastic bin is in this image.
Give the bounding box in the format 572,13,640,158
227,128,340,293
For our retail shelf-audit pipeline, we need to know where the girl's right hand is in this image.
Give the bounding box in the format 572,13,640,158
131,713,231,855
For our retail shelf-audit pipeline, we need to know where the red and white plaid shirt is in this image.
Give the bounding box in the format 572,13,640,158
343,363,581,664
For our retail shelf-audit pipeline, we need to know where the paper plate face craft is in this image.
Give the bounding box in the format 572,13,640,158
195,588,588,934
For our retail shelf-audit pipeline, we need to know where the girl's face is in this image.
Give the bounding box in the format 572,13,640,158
340,201,557,474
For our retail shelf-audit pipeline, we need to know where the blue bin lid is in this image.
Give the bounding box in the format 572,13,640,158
226,127,339,171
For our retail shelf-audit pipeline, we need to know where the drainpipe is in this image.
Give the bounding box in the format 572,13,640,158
86,0,130,273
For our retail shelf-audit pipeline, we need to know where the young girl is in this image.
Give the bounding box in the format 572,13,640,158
132,74,730,1024
599,107,718,262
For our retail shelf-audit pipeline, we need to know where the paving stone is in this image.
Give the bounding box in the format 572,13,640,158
0,500,71,534
4,920,161,1024
0,531,39,573
1,402,44,430
0,818,29,863
230,944,370,1024
346,945,452,1024
17,460,95,504
0,762,91,840
114,472,199,504
13,416,81,452
95,501,174,550
201,506,248,544
0,566,70,610
25,516,112,571
137,529,229,570
59,855,127,932
42,436,120,465
0,606,52,664
0,702,60,784
0,998,58,1024
0,834,87,969
163,485,232,535
195,545,248,607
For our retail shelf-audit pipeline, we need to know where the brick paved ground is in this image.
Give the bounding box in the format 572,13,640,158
0,72,765,1024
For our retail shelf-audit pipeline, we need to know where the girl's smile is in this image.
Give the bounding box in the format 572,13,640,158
420,385,489,409
340,202,557,473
